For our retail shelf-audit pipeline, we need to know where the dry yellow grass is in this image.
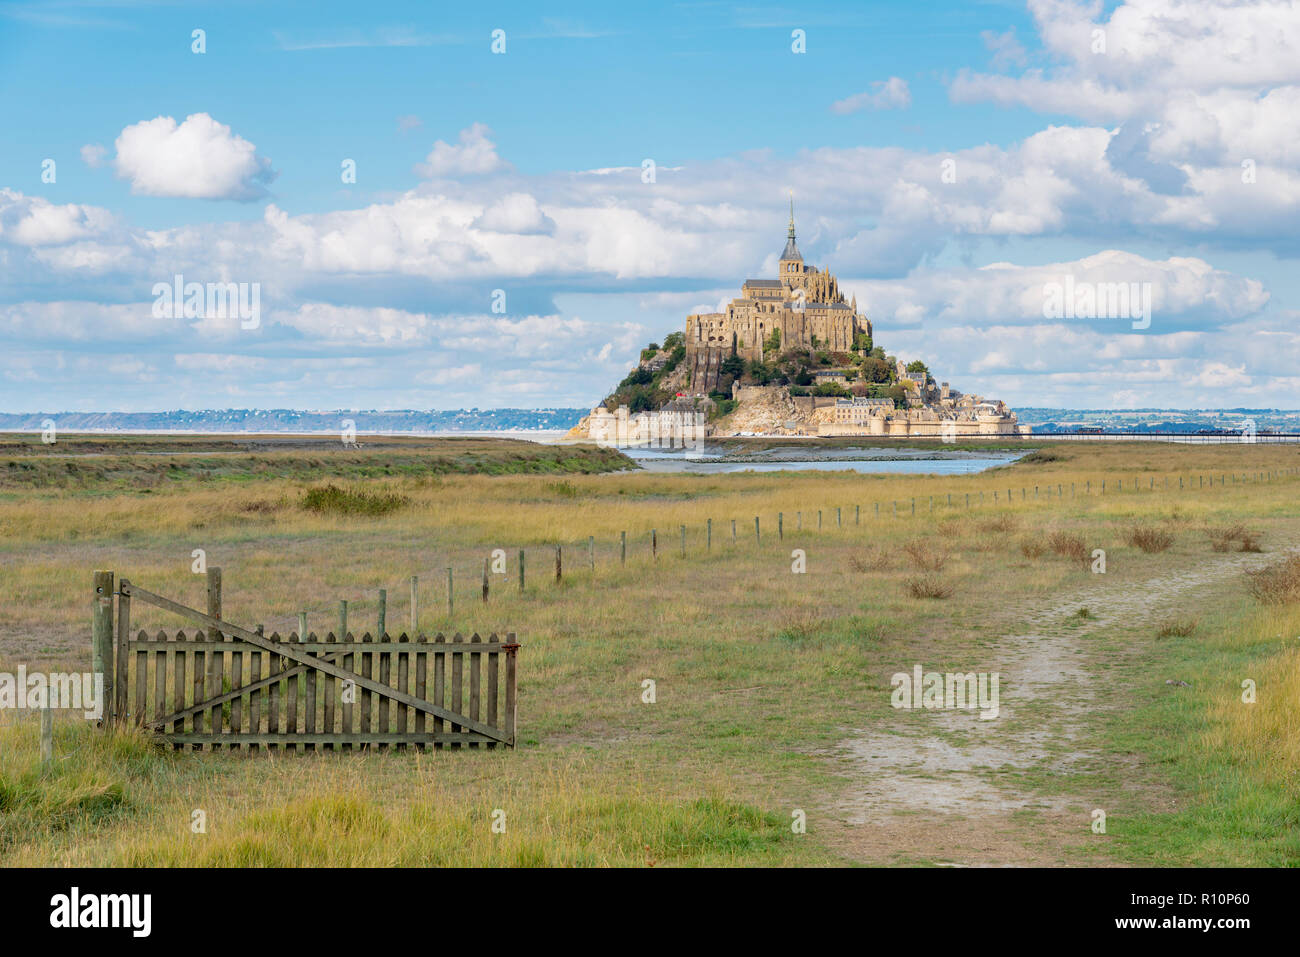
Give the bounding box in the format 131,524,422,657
1,437,1298,865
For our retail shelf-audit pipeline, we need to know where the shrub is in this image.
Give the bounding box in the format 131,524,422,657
1127,524,1175,553
848,547,892,572
1020,539,1047,559
1018,449,1064,464
1047,530,1089,566
904,575,952,599
301,484,406,517
901,539,948,572
1246,555,1300,605
1156,618,1198,638
1208,523,1262,553
979,514,1019,533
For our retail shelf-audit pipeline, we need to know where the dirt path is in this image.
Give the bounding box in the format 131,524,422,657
826,550,1281,866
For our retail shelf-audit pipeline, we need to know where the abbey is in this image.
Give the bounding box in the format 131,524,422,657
685,203,871,393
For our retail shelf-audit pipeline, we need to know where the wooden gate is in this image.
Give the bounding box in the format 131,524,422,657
96,571,518,751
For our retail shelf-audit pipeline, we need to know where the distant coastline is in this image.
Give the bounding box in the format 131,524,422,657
1,407,1298,436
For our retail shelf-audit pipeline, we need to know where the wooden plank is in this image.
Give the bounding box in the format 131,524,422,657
469,633,482,750
359,633,372,741
121,584,510,743
159,732,499,747
504,633,517,748
303,630,317,750
123,638,515,654
191,626,205,749
248,637,262,752
414,634,428,748
172,632,186,748
135,631,152,728
267,632,281,752
322,629,336,750
451,632,464,749
93,571,114,728
486,631,499,750
396,633,410,749
207,632,224,748
206,567,222,750
154,635,169,727
433,633,445,742
285,631,298,753
114,579,130,725
340,631,354,751
377,632,391,750
229,629,243,750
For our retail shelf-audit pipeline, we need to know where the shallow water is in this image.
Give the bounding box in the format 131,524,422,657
622,448,1025,475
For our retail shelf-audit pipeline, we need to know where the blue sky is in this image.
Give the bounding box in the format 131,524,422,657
1,0,1298,411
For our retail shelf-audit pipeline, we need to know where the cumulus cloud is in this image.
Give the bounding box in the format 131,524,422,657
831,77,911,114
847,250,1269,333
471,193,555,234
415,123,506,178
0,189,113,246
114,113,277,201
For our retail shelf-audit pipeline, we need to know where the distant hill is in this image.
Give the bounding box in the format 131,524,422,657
0,409,589,434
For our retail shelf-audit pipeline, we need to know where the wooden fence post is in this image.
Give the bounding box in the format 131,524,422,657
92,570,114,728
377,589,386,637
114,576,130,725
504,634,518,747
40,705,53,765
555,546,562,582
837,507,842,528
621,531,627,564
755,516,760,544
856,504,860,525
731,519,736,541
706,520,711,552
447,567,454,616
818,509,822,530
652,529,657,561
519,550,525,592
482,558,490,604
680,525,686,557
778,512,784,540
410,576,418,634
205,566,223,737
589,535,595,572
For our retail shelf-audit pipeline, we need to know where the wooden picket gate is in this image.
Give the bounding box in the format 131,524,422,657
94,570,518,751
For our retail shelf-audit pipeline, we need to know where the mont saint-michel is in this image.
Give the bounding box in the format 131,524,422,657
570,207,1028,442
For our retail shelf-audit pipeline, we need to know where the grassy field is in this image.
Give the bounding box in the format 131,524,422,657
1,435,1298,866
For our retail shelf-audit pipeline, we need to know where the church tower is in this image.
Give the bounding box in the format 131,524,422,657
779,195,803,282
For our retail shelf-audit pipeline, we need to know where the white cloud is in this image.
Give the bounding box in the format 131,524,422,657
0,189,113,246
415,123,506,178
831,77,911,114
80,143,108,169
847,250,1269,331
471,193,556,234
114,113,276,201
